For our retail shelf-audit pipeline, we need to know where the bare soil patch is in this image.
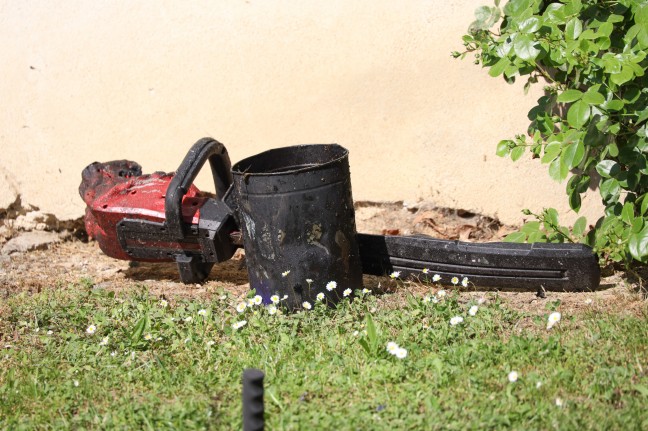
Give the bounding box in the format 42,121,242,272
0,202,645,318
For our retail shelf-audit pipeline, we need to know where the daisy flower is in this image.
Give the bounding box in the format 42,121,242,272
343,288,352,297
508,371,519,383
555,397,564,407
267,304,277,315
390,271,401,279
423,295,432,304
302,301,312,310
85,324,97,335
451,276,459,285
326,281,337,291
99,336,109,346
198,309,207,316
432,274,441,282
253,295,263,305
281,270,290,277
437,290,447,298
362,288,371,295
316,292,325,301
184,316,193,323
461,277,469,287
449,316,463,326
386,342,399,354
270,295,280,304
236,302,247,313
468,305,478,316
206,340,216,347
232,320,247,330
159,299,168,308
143,333,152,341
547,311,561,330
422,268,429,274
395,348,408,359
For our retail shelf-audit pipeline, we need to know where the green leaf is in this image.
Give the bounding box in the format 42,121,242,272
561,141,585,169
510,146,526,161
362,315,376,353
545,4,566,24
567,100,591,128
582,89,605,105
635,4,648,26
472,6,501,30
357,338,371,355
541,141,562,163
513,34,541,61
548,157,563,181
557,89,583,103
504,0,531,19
545,208,559,226
569,189,582,212
628,223,648,261
641,195,648,215
504,231,527,243
621,202,635,225
597,21,614,37
496,140,513,157
549,157,567,182
489,58,510,77
519,16,541,33
521,221,541,233
610,66,633,85
596,160,621,178
130,316,149,343
565,18,583,40
605,99,625,111
573,216,587,236
600,178,620,203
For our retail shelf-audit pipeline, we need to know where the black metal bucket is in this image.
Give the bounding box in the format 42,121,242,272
227,144,363,310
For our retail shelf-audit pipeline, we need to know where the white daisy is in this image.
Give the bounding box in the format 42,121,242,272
395,348,407,359
547,311,561,330
508,371,519,383
326,281,337,291
232,320,247,329
449,316,463,326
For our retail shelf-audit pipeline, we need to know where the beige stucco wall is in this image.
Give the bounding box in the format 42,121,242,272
0,0,601,226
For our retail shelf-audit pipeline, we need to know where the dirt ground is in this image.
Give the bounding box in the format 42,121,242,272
0,202,645,320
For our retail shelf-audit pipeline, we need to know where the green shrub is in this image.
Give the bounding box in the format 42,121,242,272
457,0,648,265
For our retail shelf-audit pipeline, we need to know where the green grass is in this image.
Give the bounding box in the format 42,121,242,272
1,281,647,430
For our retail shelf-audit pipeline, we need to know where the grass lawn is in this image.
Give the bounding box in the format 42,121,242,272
1,277,647,430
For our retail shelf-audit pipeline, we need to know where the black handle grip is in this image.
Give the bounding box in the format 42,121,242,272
242,368,265,431
165,137,233,239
